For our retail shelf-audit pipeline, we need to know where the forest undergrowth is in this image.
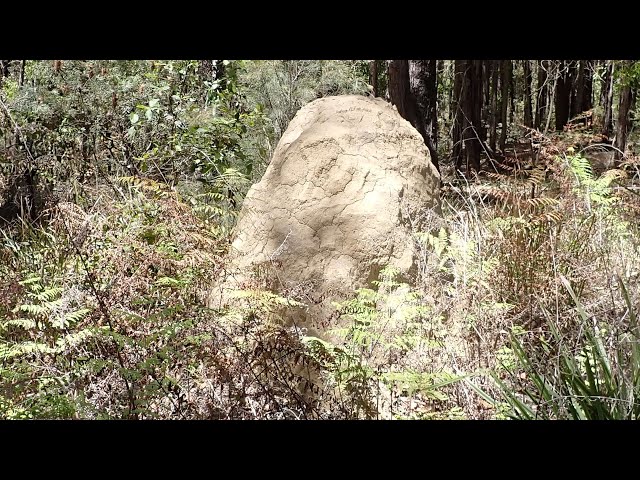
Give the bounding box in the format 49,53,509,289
1,60,639,419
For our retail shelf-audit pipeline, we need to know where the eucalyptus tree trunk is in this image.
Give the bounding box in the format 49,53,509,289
0,60,10,84
523,60,533,128
408,60,439,170
614,63,634,163
555,60,570,130
489,60,499,150
534,60,549,130
452,60,482,173
584,60,593,111
601,61,615,137
573,60,588,116
369,60,380,97
452,60,464,167
18,60,26,86
499,60,511,150
388,60,439,171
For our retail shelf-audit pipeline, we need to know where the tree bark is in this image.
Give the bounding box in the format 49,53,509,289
489,60,499,151
481,60,490,142
0,60,9,84
447,61,455,125
631,89,637,130
574,60,586,115
408,60,439,170
452,60,465,167
523,60,533,128
387,60,411,117
18,60,26,86
568,61,579,118
555,60,570,130
452,60,482,174
483,61,491,111
584,60,593,111
388,60,439,171
214,60,226,90
614,62,634,163
499,60,511,150
369,60,379,97
545,66,557,134
509,61,516,124
198,60,214,83
437,60,446,126
601,61,615,137
465,60,483,172
534,60,548,130
572,60,592,117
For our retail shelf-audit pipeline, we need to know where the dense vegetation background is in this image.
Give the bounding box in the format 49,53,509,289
0,59,639,419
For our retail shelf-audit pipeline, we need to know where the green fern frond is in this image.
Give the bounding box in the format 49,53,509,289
196,191,226,202
55,328,98,350
44,298,63,311
230,289,306,309
192,204,225,216
568,154,594,184
2,341,57,359
383,370,465,401
154,276,185,288
0,318,37,331
63,308,92,325
18,275,42,287
33,287,63,302
14,303,49,316
598,168,627,186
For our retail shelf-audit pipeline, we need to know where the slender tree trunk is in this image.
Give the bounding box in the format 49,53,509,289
1,60,8,77
555,60,570,130
465,60,483,172
388,60,439,171
369,60,379,97
198,60,214,83
599,59,607,107
523,60,533,128
481,60,490,142
448,61,455,125
574,60,586,115
631,89,637,129
452,60,464,167
615,63,634,163
0,60,9,85
408,60,439,170
483,61,491,110
437,60,445,121
388,60,410,116
499,60,510,150
214,60,226,90
545,66,557,134
534,60,548,130
451,60,482,174
601,61,615,137
489,60,499,151
509,61,516,124
568,61,579,118
18,60,26,86
584,60,593,111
